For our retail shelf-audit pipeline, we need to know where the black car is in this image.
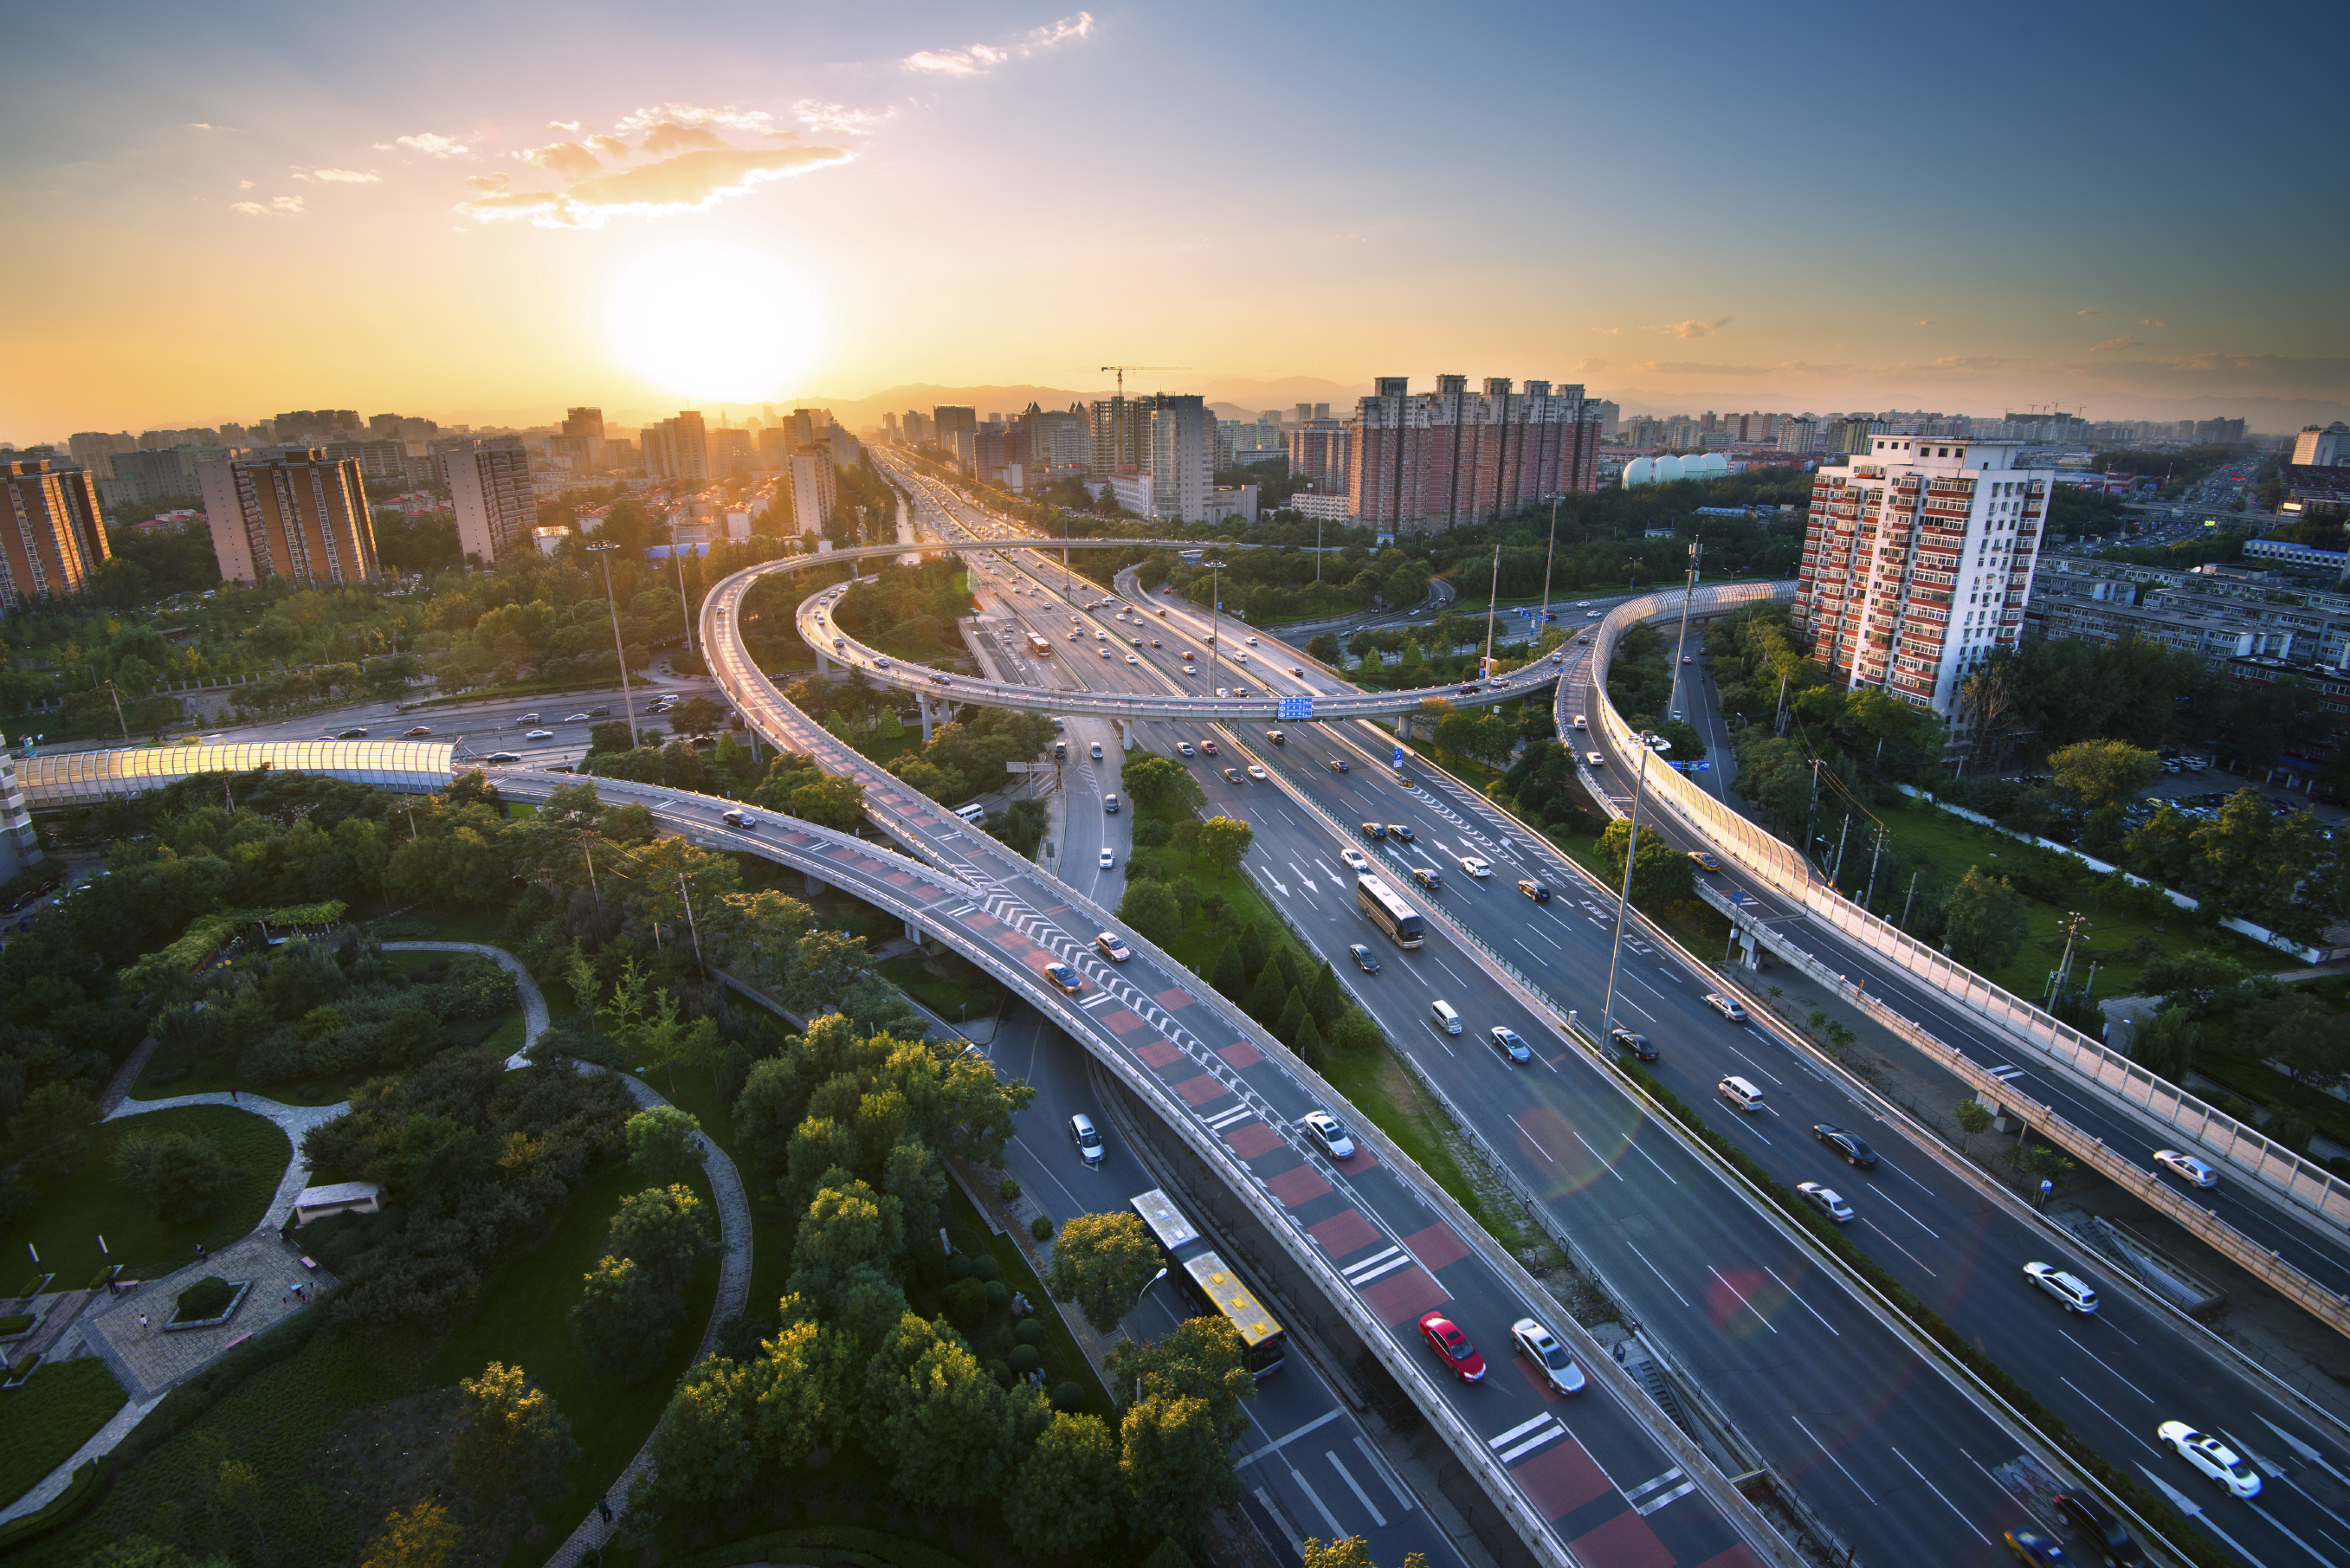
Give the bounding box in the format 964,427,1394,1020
333,726,369,739
1387,824,1415,842
1611,1027,1656,1061
2051,1489,2146,1568
1812,1125,1878,1168
1346,943,1381,974
1360,822,1386,840
1327,758,1350,773
591,707,612,717
1517,878,1549,902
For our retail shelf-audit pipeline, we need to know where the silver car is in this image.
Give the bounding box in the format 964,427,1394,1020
1510,1318,1586,1396
2022,1261,2098,1313
1301,1111,1355,1161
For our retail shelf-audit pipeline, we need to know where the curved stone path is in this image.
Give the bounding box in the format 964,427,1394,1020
3,942,751,1557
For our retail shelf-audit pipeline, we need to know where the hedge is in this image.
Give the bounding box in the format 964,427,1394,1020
669,1524,974,1568
1613,1060,2231,1568
0,1457,113,1552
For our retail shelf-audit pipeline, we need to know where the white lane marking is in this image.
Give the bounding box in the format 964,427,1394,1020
1789,1415,1877,1505
2060,1328,2155,1403
1078,992,1113,1009
1421,1020,1457,1057
1327,1451,1387,1528
1353,1436,1415,1511
1629,974,1669,1002
1624,1466,1684,1503
1761,1267,1840,1335
1566,1126,1626,1183
1347,1254,1415,1287
1342,1246,1405,1281
1286,1465,1348,1540
1430,954,1469,990
1510,1114,1559,1165
1627,1242,1691,1306
1497,1425,1566,1464
1615,995,1656,1023
1206,1106,1256,1132
1888,1445,1994,1549
1490,1414,1553,1448
1634,1479,1698,1516
1706,1265,1779,1334
1859,1219,1934,1276
1865,1187,1941,1238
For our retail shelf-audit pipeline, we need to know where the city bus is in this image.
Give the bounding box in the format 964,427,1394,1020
1129,1188,1287,1378
1025,633,1054,657
1355,874,1425,948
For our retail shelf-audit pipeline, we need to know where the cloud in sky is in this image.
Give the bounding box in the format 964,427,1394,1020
456,145,852,229
1667,320,1714,339
585,133,632,159
904,10,1094,74
1590,326,1620,337
2141,319,2167,327
300,167,379,183
2091,336,2140,351
391,132,470,158
521,141,604,178
615,103,778,136
795,100,890,136
230,195,304,217
1915,319,1934,326
638,120,732,157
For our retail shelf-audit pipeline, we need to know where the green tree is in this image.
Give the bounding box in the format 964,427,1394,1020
1120,1393,1239,1542
649,1356,758,1505
2049,739,2161,813
85,1540,236,1568
1304,959,1345,1028
1048,1210,1166,1334
1301,1541,1374,1568
589,720,635,755
111,1130,242,1222
570,1255,680,1383
864,1313,1009,1508
1119,880,1184,945
1198,816,1255,878
1306,633,1341,663
623,1106,705,1185
789,1174,905,1305
604,1184,715,1300
1210,939,1245,1001
1124,753,1206,819
1005,1410,1123,1559
358,1500,461,1568
7,1083,102,1178
453,1362,579,1506
1597,818,1694,906
782,928,875,1014
1274,985,1308,1047
2127,1007,2200,1082
1952,1099,1992,1156
1941,867,2030,972
1331,1009,1383,1055
1243,965,1288,1026
751,1314,861,1465
1292,1010,1327,1068
1106,1315,1255,1438
1237,920,1271,984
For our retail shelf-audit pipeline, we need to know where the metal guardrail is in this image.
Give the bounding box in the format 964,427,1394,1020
1579,587,2350,1248
694,564,1796,1568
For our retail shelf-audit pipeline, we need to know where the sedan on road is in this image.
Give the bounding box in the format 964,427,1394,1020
1341,849,1372,874
2050,1489,2144,1567
1347,943,1381,974
1458,855,1492,878
2153,1149,2218,1189
402,726,433,737
1043,963,1084,996
1199,740,1218,755
1223,768,1243,784
564,712,594,723
1327,758,1350,772
1510,1318,1586,1396
2003,1531,2069,1568
1177,741,1194,757
1702,992,1750,1023
524,728,554,740
1098,848,1115,869
1812,1126,1877,1167
1246,765,1268,782
1387,824,1415,842
1417,1313,1486,1383
1360,822,1386,840
1689,850,1721,872
1488,1026,1532,1065
1301,1111,1355,1160
1517,878,1549,902
2022,1261,2099,1313
1611,1027,1656,1061
2157,1423,2259,1496
333,726,370,739
1795,1182,1855,1223
1094,932,1131,962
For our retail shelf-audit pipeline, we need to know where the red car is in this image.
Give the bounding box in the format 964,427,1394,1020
1418,1312,1485,1382
1200,740,1219,755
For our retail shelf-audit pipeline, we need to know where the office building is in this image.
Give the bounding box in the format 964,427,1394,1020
273,410,363,443
932,407,977,473
1826,416,1885,456
2292,422,2349,468
0,459,110,606
789,447,836,536
1345,376,1604,532
1777,416,1819,454
1593,400,1621,440
1792,436,2053,719
197,449,379,587
564,407,606,441
642,411,709,484
446,441,536,564
1022,404,1090,476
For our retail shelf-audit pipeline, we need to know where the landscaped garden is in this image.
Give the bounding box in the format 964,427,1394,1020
0,1358,128,1511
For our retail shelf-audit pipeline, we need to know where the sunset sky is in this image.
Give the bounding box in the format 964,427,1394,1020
6,0,2343,442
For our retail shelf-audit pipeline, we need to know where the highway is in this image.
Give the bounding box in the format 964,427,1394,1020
696,530,1792,1568
887,468,2350,1568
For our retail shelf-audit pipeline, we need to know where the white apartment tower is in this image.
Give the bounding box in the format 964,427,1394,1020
446,440,536,564
1792,436,2052,716
1146,397,1213,524
789,446,836,537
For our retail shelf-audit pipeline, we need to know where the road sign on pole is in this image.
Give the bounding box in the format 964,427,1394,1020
1277,696,1314,720
1391,745,1405,770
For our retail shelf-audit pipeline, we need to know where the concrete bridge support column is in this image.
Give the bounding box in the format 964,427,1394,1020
804,874,829,899
1739,927,1761,971
918,697,934,745
817,648,835,674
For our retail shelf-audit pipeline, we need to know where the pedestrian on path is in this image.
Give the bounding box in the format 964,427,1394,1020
598,1498,614,1526
229,1086,238,1103
283,1282,294,1302
137,1313,148,1332
195,1242,204,1261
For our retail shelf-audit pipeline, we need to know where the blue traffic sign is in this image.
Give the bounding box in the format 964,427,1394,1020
1277,696,1314,720
1690,759,1712,771
1391,745,1405,769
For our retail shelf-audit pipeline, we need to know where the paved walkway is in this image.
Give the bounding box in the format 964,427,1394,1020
383,941,551,1066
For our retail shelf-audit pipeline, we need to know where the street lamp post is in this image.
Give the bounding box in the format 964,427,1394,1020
1667,537,1702,720
101,681,130,744
584,541,640,746
1598,729,1670,1052
1201,558,1228,691
1538,496,1560,642
1480,545,1501,680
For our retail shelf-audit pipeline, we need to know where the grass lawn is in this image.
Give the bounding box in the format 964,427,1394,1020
1875,793,2274,998
13,1107,290,1287
0,1358,127,1508
879,952,1004,1027
423,1159,722,1568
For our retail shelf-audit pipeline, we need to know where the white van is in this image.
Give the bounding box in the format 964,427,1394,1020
1431,1000,1462,1035
1716,1075,1765,1113
952,802,988,824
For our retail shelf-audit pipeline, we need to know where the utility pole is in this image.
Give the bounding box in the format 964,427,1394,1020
1539,496,1560,640
2048,911,2089,1003
678,874,704,969
1600,731,1670,1051
1862,821,1888,909
672,539,695,661
102,680,129,744
1773,670,1791,736
1900,870,1921,928
1829,812,1853,885
1481,546,1501,679
1667,536,1702,720
1202,558,1228,693
585,540,640,746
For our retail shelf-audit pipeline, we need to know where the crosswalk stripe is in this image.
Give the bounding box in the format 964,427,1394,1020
1346,1255,1414,1287
1635,1479,1699,1516
1488,1414,1553,1449
1497,1426,1566,1464
1624,1466,1685,1501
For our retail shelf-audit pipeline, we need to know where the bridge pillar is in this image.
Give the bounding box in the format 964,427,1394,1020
1738,926,1761,971
804,874,829,899
918,697,934,745
903,917,926,949
817,648,835,674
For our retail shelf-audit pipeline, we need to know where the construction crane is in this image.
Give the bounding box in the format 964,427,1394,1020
1100,365,1189,397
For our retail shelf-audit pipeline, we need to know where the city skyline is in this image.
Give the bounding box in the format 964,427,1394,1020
4,0,2344,442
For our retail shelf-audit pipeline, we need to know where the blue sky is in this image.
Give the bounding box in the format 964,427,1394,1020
4,0,2342,438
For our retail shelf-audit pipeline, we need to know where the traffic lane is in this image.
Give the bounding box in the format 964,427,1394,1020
1244,846,2032,1567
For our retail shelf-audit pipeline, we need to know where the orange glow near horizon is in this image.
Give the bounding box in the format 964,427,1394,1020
608,247,821,405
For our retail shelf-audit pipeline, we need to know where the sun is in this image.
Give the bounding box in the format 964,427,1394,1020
608,247,818,403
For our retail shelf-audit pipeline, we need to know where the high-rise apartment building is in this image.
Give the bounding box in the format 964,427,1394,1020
1146,397,1213,523
68,431,136,480
1777,417,1820,455
197,449,379,587
446,440,536,564
1827,416,1887,456
1792,436,2053,717
273,410,362,443
707,427,755,479
1089,397,1152,477
789,447,836,537
932,407,977,474
1345,376,1604,532
1022,404,1090,476
0,459,110,606
1288,423,1353,494
563,407,606,441
642,411,709,484
1593,400,1621,440
2292,423,2349,468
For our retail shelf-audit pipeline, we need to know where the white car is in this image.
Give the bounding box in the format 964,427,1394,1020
1458,855,1492,878
1098,848,1115,869
2158,1423,2261,1497
1341,848,1372,874
1510,1318,1587,1396
1301,1111,1355,1160
1126,653,1140,664
1703,992,1751,1023
523,728,554,740
1247,765,1268,782
1094,932,1132,962
1795,1182,1854,1223
1587,752,1605,767
1184,666,1199,676
1177,741,1195,757
1098,647,1112,659
563,712,593,723
2153,1149,2218,1188
2021,1261,2098,1313
1246,636,1258,646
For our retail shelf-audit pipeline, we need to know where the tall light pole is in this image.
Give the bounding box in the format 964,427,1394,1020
1538,496,1560,642
101,680,130,744
1480,546,1501,679
1598,729,1670,1052
1201,559,1228,691
1667,537,1702,720
671,536,695,664
584,540,640,746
